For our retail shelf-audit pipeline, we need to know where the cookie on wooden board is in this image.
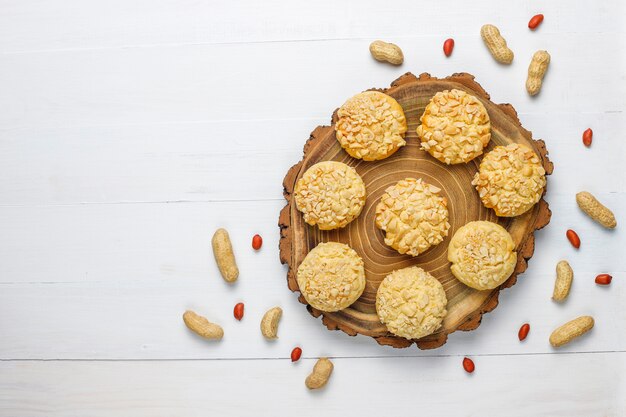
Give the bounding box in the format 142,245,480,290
294,161,366,230
375,178,450,256
296,242,366,312
335,91,407,161
472,143,546,217
447,220,517,290
417,89,491,165
376,266,448,339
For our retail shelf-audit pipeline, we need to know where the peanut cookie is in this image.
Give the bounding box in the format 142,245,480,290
375,178,450,256
472,143,546,217
294,161,366,230
447,221,517,290
376,266,447,339
417,89,491,164
335,91,407,161
296,242,366,312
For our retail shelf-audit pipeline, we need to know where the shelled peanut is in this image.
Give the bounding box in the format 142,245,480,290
553,260,573,302
526,50,550,96
233,302,244,321
183,310,224,340
518,323,530,341
549,316,594,347
260,307,283,339
443,38,455,57
480,24,514,64
291,347,303,362
251,234,263,250
369,40,404,65
582,128,593,147
305,358,334,389
212,228,239,282
595,274,612,285
566,229,581,249
462,357,475,373
576,191,617,229
528,14,544,30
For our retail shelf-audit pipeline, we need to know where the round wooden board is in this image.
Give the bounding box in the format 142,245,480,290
279,72,554,349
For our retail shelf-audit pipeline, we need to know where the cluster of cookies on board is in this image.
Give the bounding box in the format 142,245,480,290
293,89,546,340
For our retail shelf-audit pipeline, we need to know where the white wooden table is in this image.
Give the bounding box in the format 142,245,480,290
1,1,624,416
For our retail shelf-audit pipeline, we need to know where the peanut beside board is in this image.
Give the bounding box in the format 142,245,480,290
212,228,239,282
549,316,594,347
526,50,550,96
183,310,224,340
553,260,573,302
369,40,404,65
576,191,617,229
260,306,282,339
480,24,514,64
305,358,334,389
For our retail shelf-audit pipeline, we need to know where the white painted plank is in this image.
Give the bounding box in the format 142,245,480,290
0,112,624,205
0,198,623,359
0,0,623,54
0,34,624,133
0,354,624,416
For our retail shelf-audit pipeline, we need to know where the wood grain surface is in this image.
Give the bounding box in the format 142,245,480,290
280,72,554,349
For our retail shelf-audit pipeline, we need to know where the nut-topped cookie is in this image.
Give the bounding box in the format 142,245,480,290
375,178,450,256
376,266,448,339
294,161,366,230
335,91,407,161
417,89,491,164
448,221,517,290
472,143,546,217
296,242,366,312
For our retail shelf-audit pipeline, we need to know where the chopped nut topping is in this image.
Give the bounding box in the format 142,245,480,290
296,242,366,312
447,221,517,290
417,89,491,164
294,161,366,230
376,266,447,339
335,91,407,161
472,143,546,217
375,178,450,256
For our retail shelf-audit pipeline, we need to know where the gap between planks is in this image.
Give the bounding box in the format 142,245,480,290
0,191,623,208
0,111,621,132
1,32,624,56
1,350,625,362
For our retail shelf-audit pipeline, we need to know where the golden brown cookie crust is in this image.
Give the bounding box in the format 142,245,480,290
335,91,407,161
447,221,517,290
375,178,450,256
417,89,491,164
472,143,546,217
376,266,448,339
296,242,366,312
294,161,366,230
